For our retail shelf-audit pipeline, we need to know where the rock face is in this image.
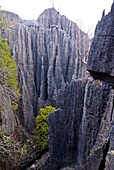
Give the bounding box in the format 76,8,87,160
0,85,19,135
2,4,114,170
47,79,113,170
77,81,113,170
87,3,114,79
46,2,114,170
48,79,87,170
86,5,114,169
0,8,90,131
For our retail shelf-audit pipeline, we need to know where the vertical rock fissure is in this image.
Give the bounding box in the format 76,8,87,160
98,141,109,170
110,95,114,121
65,55,70,82
53,56,56,78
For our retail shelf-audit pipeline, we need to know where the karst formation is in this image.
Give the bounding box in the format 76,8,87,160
0,2,114,170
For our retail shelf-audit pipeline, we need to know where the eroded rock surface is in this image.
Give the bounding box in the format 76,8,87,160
87,3,114,79
0,8,90,131
46,2,114,170
47,79,113,170
48,79,87,170
2,3,114,170
0,85,19,135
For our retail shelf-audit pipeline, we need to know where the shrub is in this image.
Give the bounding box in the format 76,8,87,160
34,106,56,151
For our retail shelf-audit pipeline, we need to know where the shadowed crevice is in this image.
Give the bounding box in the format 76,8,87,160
98,141,109,170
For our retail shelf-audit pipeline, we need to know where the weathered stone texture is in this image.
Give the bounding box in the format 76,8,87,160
0,85,19,135
87,3,114,78
2,4,114,170
48,79,87,170
47,79,113,170
105,109,114,170
0,8,90,130
77,80,113,170
46,3,114,170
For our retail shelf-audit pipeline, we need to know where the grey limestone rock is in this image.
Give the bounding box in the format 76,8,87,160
86,4,114,169
0,8,90,131
0,85,19,135
47,79,87,170
87,3,114,78
47,79,114,170
3,4,114,170
45,2,114,170
104,107,114,170
77,80,113,170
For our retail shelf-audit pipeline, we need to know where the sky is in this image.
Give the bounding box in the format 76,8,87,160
0,0,114,36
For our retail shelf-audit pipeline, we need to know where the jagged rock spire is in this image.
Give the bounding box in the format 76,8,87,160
87,1,114,80
111,1,114,14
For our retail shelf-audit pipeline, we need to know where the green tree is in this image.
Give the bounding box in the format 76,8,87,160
34,106,56,151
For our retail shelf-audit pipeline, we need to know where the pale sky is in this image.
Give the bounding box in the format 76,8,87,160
0,0,113,35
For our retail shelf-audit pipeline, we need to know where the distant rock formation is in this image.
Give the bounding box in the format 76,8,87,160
0,8,90,131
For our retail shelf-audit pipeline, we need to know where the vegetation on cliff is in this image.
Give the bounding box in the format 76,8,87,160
34,106,56,151
0,17,23,169
0,17,20,110
0,131,28,165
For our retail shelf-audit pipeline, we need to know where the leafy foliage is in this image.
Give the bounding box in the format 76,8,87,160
34,106,56,151
0,17,20,110
0,17,13,33
0,17,9,29
0,36,19,91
